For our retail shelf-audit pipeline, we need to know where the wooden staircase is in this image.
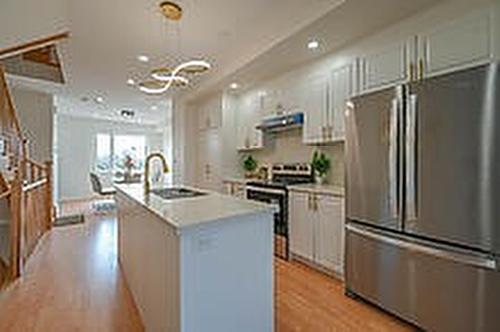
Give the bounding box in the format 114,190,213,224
0,65,53,288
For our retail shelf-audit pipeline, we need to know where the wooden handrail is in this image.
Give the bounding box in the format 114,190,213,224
23,179,47,192
25,158,47,170
0,189,11,200
0,32,70,60
0,62,54,285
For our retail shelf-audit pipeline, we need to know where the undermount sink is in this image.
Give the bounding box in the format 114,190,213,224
150,187,207,200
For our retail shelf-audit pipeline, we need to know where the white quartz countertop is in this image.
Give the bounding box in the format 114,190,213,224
287,183,345,197
115,184,275,230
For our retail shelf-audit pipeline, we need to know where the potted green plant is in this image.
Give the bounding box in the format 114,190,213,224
312,150,331,185
242,155,258,178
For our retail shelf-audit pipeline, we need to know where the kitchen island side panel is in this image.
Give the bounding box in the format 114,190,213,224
179,212,274,332
117,192,181,332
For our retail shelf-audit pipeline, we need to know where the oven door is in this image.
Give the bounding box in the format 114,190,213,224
246,186,288,259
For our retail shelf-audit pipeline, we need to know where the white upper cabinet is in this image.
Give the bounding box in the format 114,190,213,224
328,62,355,141
198,96,222,131
300,73,329,144
236,93,264,151
359,8,494,91
361,39,412,92
196,130,223,192
419,9,492,77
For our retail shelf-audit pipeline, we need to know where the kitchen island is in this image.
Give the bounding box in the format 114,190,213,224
115,184,275,332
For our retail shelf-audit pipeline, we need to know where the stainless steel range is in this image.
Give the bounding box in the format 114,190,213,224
345,62,500,332
246,163,313,259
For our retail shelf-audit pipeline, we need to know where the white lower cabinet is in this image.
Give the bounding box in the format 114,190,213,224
315,194,344,274
225,181,246,199
289,190,345,276
290,192,315,261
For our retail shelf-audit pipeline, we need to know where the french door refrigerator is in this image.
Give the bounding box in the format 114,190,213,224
345,62,500,332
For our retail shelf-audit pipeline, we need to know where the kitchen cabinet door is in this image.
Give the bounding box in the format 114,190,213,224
420,9,492,77
329,63,354,141
361,39,412,92
290,192,315,261
197,130,223,192
198,96,222,131
315,195,345,275
301,74,329,144
236,93,264,151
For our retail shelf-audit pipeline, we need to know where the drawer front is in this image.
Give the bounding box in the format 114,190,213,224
345,224,500,332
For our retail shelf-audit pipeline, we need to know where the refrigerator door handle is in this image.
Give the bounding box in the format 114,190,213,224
405,94,418,221
388,98,399,218
347,224,498,271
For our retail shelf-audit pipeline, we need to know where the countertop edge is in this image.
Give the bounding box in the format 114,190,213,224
114,184,276,231
287,184,345,197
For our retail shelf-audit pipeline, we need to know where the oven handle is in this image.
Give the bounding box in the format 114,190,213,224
246,186,286,196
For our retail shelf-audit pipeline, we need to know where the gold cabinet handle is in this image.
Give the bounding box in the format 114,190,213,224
418,58,425,81
408,62,415,82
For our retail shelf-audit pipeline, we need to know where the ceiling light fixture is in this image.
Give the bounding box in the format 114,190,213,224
135,2,212,95
230,82,239,89
160,1,183,21
121,109,135,118
138,80,168,94
127,78,136,85
151,105,158,111
176,59,211,74
307,40,320,50
137,55,150,63
95,96,104,104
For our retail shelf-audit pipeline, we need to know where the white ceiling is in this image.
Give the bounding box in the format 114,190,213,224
53,0,347,124
2,0,443,124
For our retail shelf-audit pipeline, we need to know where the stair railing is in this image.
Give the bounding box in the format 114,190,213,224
0,65,53,284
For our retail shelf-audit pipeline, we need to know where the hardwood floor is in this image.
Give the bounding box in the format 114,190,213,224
0,199,414,332
275,260,414,332
0,200,143,332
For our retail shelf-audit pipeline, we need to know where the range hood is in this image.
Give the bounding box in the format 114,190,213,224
256,112,304,132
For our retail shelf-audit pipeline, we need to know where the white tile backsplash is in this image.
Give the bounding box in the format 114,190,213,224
238,128,344,186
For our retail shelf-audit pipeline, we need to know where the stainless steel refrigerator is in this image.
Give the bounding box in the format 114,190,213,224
345,62,500,332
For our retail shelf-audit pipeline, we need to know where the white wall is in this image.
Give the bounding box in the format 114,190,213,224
56,114,165,201
10,86,54,162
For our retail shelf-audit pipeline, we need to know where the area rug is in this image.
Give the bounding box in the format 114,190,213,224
53,214,85,227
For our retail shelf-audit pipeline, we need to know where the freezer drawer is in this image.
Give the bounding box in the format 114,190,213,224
345,224,500,332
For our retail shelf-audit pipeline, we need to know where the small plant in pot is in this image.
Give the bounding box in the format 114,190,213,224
312,150,330,185
242,155,258,178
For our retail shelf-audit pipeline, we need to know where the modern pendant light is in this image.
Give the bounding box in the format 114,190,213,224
137,1,211,95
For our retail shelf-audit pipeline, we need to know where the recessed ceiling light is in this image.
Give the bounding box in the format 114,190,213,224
307,40,320,50
121,109,135,118
151,105,158,111
137,55,150,63
230,82,239,89
127,78,136,85
95,96,104,104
